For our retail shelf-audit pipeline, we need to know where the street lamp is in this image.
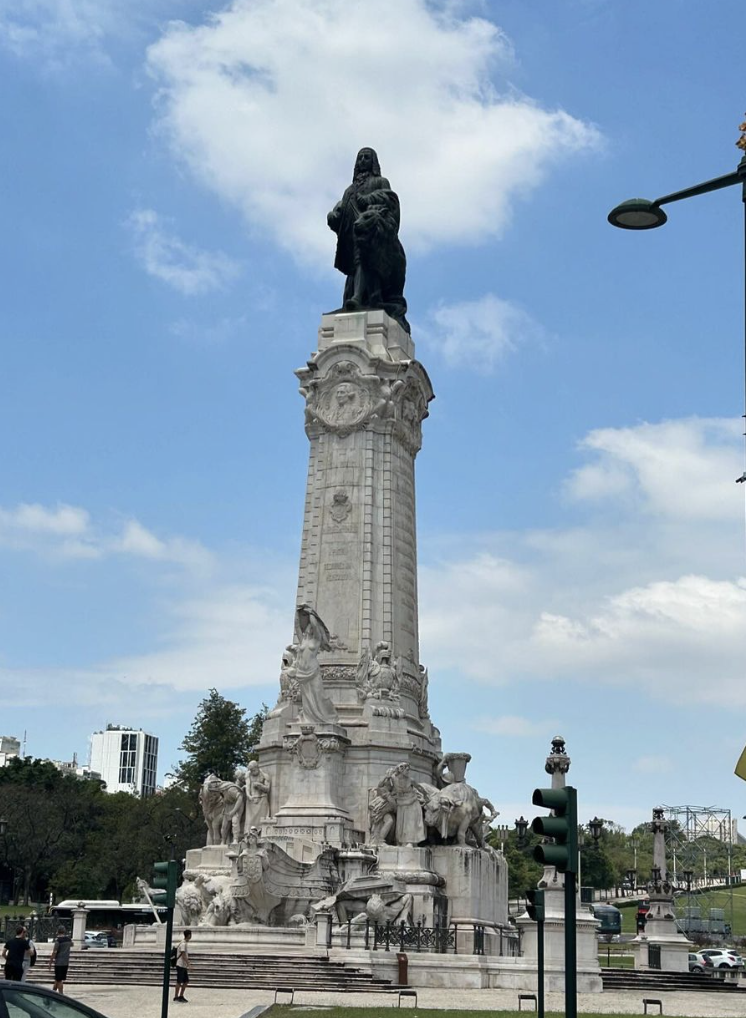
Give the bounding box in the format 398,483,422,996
609,140,746,482
588,816,604,843
515,816,529,845
608,155,746,232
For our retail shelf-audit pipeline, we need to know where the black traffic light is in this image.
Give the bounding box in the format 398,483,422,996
152,859,178,908
525,887,545,923
531,785,578,874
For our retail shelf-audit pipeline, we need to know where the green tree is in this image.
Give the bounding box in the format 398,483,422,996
171,689,268,792
488,828,544,898
0,758,107,904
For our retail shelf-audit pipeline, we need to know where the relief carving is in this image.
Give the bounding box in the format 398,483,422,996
356,641,402,704
329,489,352,523
303,361,407,438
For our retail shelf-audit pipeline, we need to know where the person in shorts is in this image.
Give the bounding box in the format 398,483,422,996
174,928,191,1002
49,926,73,994
2,926,30,981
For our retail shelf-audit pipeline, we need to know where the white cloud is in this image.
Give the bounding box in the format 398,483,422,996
0,501,212,569
0,503,90,536
146,0,600,265
0,0,120,67
474,715,559,737
0,581,291,707
104,584,289,691
566,417,742,521
419,416,746,705
422,294,543,372
126,208,240,295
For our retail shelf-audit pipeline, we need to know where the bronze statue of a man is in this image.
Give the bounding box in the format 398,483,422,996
327,148,410,333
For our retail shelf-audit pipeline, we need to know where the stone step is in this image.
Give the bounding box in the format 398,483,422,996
601,969,740,993
28,950,391,991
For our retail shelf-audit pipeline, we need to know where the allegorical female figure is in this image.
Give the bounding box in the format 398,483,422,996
286,605,338,725
327,147,409,333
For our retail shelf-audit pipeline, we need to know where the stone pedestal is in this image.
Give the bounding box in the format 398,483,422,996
72,906,89,947
375,844,448,927
429,846,507,926
634,934,691,972
517,877,601,992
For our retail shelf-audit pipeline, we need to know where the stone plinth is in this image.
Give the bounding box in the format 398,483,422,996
375,844,448,927
516,881,601,991
429,846,508,927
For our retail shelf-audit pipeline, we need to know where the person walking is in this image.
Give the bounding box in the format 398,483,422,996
49,925,73,994
21,928,36,981
2,926,30,981
173,928,192,1003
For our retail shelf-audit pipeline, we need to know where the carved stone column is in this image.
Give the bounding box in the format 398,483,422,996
294,310,434,722
634,806,692,971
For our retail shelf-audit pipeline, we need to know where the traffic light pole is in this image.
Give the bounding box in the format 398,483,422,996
530,783,578,1018
536,916,545,1018
153,850,179,1018
160,903,175,1018
564,869,577,1018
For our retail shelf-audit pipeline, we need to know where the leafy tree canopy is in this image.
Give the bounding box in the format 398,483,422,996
171,688,268,792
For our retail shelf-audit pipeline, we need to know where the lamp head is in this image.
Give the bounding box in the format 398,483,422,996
608,198,667,230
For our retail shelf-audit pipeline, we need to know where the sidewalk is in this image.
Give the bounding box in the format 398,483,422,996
60,982,746,1018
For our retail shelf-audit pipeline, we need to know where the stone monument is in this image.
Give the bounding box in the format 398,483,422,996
160,149,508,978
633,807,691,971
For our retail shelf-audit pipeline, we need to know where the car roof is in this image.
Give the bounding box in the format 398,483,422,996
0,980,111,1017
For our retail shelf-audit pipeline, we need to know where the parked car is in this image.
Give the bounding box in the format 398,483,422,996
696,949,744,969
689,952,705,973
82,931,109,949
0,979,111,1016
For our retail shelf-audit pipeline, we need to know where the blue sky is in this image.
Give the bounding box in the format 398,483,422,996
1,0,745,834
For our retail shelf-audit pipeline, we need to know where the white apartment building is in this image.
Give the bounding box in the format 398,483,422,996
0,735,21,767
89,725,159,796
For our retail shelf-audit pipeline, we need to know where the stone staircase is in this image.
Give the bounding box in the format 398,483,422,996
27,950,394,992
601,968,742,993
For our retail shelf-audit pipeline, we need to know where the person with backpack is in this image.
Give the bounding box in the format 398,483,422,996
21,927,36,981
49,926,73,994
173,928,191,1003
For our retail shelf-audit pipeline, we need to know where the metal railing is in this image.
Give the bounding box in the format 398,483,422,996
0,915,72,941
336,919,520,957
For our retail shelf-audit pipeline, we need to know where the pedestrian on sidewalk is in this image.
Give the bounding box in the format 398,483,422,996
49,925,73,994
3,926,30,981
174,928,192,1003
21,927,36,981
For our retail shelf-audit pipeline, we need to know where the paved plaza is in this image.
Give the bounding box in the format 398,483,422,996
56,982,746,1018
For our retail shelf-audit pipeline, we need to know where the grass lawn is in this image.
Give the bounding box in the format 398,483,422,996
616,886,746,937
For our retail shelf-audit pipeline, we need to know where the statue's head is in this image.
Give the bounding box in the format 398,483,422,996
354,147,381,178
247,760,259,774
335,382,356,406
366,893,386,920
